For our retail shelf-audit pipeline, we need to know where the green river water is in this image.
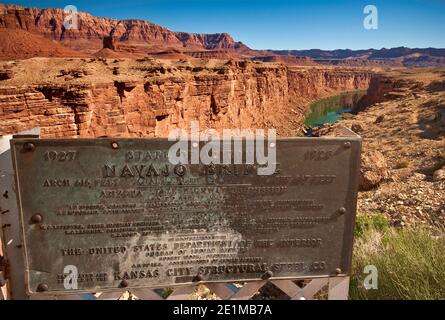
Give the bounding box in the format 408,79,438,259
304,90,367,128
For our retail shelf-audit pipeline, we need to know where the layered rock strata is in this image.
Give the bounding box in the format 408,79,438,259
0,59,372,138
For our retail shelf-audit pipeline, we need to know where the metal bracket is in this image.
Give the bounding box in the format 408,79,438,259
0,255,8,285
12,134,40,140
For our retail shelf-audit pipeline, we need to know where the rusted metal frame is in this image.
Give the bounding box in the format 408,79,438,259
0,129,40,300
206,283,237,300
24,277,349,300
328,276,350,300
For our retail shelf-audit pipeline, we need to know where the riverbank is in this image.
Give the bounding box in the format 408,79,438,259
329,68,445,227
304,90,366,128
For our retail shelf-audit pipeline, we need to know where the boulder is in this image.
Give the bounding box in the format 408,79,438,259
359,150,390,191
433,169,445,181
341,113,354,119
375,115,385,124
0,69,13,80
351,122,364,133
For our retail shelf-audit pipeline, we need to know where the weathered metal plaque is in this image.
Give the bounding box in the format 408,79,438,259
11,137,361,294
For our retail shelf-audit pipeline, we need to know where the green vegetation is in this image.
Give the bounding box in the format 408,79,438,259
354,212,389,238
395,159,411,169
350,213,445,300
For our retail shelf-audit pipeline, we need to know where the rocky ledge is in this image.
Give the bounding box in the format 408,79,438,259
330,68,445,227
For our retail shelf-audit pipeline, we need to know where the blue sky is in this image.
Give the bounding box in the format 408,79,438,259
3,0,445,50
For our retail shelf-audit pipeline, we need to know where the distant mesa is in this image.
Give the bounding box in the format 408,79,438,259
252,55,316,66
149,49,191,60
0,4,256,60
270,47,445,67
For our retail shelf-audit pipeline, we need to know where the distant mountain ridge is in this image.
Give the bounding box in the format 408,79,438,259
270,47,445,67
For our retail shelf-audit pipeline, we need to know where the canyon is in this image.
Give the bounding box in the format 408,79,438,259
0,58,371,138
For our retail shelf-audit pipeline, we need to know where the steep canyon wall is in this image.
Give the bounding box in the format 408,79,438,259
0,61,372,137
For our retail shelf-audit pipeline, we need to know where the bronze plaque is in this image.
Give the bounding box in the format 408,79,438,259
11,137,361,294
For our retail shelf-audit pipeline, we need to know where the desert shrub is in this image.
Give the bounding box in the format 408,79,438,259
395,159,411,169
350,220,445,300
354,212,389,238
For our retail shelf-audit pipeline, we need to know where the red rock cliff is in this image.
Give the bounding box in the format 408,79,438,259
0,4,250,53
0,59,372,138
355,72,423,111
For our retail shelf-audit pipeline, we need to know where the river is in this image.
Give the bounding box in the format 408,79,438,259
304,90,367,128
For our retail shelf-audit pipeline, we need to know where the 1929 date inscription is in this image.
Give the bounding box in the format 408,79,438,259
11,138,361,294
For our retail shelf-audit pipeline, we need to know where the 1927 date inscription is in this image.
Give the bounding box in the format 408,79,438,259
11,138,361,294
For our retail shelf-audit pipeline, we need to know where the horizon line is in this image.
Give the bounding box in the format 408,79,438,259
2,3,445,52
